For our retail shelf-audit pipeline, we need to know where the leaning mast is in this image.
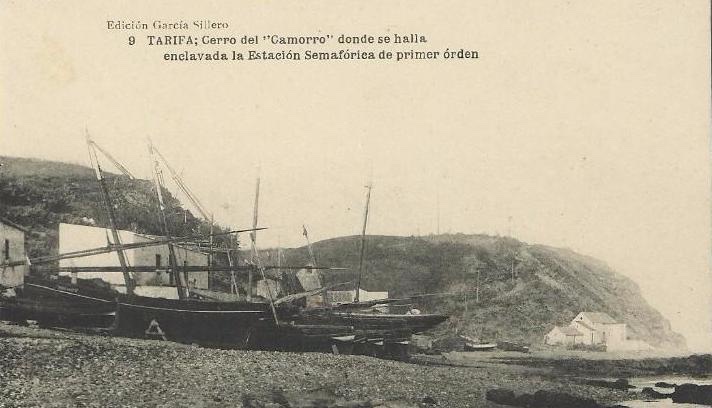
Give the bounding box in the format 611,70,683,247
148,141,188,300
86,132,135,296
246,171,279,325
354,181,372,303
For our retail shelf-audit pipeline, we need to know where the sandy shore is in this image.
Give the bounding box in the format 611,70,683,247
0,322,694,407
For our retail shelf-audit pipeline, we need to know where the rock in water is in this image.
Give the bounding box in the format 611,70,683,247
671,384,712,405
525,390,601,408
654,381,676,388
486,388,602,408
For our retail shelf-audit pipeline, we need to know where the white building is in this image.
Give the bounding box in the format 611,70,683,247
544,325,584,346
545,311,650,351
58,223,209,298
571,312,627,348
326,288,389,304
0,217,28,287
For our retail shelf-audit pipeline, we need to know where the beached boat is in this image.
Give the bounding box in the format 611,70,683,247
464,342,497,351
3,279,117,328
114,294,274,346
288,182,448,358
459,335,497,351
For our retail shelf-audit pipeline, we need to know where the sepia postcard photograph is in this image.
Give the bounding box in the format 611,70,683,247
1,1,711,407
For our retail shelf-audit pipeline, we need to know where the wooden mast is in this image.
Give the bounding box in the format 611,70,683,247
354,181,372,303
209,213,214,289
87,139,136,180
249,238,280,326
148,141,188,300
247,171,260,301
86,133,135,296
227,236,238,295
302,225,326,305
302,225,317,267
239,169,278,324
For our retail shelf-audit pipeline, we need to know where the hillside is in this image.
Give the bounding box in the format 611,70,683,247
0,156,230,261
280,234,687,350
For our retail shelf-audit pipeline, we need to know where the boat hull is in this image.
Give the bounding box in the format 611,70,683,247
3,282,116,328
114,296,278,347
464,343,497,351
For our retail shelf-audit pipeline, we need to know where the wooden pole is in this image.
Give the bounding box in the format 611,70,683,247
47,265,343,273
302,225,317,267
227,237,237,295
148,141,187,300
354,182,372,303
511,258,515,284
249,240,279,326
464,287,468,314
476,268,480,303
209,213,214,289
86,134,135,296
248,172,260,301
302,225,326,305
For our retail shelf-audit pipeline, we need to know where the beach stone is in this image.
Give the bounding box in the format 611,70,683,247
486,388,603,408
485,388,517,405
671,383,712,405
584,378,632,390
654,381,675,388
640,387,666,399
526,390,601,408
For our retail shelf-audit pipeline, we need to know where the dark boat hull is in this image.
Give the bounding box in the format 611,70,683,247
295,309,448,357
302,311,447,336
2,282,447,359
3,283,116,328
114,296,278,347
464,343,497,351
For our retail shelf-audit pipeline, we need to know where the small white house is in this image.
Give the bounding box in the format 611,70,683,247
545,312,648,351
571,312,627,347
545,325,584,346
0,217,28,287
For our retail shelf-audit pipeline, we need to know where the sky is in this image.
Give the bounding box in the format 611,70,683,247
1,1,711,350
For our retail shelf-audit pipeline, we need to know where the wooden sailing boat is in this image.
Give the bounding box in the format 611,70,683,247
111,142,281,345
3,138,444,357
109,144,348,350
3,135,137,328
3,137,270,336
294,180,448,359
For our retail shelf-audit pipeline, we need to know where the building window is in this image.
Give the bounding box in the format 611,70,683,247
155,254,162,268
4,239,9,261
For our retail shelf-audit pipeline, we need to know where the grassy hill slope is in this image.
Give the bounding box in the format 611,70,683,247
0,156,228,260
280,234,686,349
